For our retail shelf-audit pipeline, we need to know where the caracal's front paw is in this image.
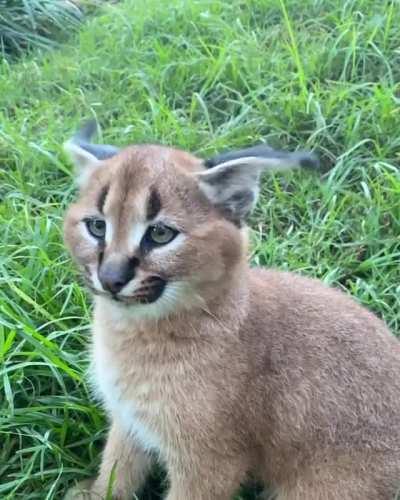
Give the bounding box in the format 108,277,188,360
63,478,99,500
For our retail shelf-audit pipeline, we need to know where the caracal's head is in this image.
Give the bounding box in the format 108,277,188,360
63,121,318,320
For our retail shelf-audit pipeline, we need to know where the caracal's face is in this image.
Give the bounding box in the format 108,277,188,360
64,145,244,319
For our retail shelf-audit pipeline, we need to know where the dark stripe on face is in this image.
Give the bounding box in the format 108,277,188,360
98,247,104,267
97,185,110,214
147,188,162,220
97,235,105,269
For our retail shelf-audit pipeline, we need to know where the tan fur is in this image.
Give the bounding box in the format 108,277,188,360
64,143,400,500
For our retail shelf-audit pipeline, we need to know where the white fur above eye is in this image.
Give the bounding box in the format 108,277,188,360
105,220,114,245
128,222,149,253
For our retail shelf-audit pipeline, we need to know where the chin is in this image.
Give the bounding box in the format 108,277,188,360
93,281,200,326
117,280,167,306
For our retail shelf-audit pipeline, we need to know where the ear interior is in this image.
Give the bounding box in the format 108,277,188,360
197,157,265,224
198,149,318,223
63,140,101,187
63,140,100,170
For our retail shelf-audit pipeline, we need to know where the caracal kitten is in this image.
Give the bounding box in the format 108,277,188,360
63,122,400,500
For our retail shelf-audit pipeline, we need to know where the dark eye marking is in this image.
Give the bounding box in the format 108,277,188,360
147,188,162,221
97,184,110,214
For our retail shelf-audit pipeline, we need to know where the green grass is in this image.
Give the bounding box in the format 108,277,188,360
1,0,399,498
0,0,84,58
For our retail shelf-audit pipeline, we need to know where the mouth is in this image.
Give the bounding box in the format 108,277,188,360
83,267,167,305
112,276,166,305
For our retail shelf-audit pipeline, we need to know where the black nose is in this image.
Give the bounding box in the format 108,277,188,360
98,257,138,294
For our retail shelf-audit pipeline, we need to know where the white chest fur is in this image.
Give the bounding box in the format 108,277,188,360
91,336,164,454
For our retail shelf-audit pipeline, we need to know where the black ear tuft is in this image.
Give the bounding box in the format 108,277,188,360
298,152,320,170
204,144,319,171
204,145,274,168
73,120,98,143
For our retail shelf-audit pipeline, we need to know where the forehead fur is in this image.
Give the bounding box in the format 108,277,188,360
78,144,211,224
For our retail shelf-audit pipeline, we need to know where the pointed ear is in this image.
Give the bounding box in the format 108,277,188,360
64,120,120,187
198,147,319,224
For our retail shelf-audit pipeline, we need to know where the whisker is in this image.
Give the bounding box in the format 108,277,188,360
198,298,233,335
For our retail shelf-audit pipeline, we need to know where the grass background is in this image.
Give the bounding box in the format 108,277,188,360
0,0,83,58
1,0,400,498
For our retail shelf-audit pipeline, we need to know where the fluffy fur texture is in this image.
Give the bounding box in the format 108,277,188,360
63,126,400,500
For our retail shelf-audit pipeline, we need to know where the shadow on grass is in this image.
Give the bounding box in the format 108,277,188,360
139,465,266,499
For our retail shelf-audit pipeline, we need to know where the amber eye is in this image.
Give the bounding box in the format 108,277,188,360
85,218,106,239
147,223,177,245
